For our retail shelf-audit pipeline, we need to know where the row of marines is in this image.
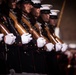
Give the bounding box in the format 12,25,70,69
0,0,75,75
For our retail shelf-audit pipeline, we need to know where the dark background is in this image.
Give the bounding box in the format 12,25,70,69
42,0,76,44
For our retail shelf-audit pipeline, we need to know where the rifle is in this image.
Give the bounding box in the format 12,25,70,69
44,24,58,44
0,22,10,35
34,22,57,45
53,34,64,44
22,14,40,39
44,23,64,44
9,10,27,35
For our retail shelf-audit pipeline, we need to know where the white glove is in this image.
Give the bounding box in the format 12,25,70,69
21,33,32,44
61,43,68,52
0,33,4,42
37,37,46,48
4,33,16,45
55,43,62,51
46,43,54,52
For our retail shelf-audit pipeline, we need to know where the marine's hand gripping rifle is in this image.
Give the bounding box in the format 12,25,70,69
9,10,32,44
0,22,16,45
22,14,41,39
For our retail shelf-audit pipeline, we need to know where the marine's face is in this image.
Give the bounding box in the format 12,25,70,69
22,3,33,13
41,14,50,22
49,18,58,27
8,1,17,9
11,2,16,9
32,8,40,18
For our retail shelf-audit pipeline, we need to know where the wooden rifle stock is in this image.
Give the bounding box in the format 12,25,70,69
45,25,64,44
0,23,10,35
44,25,58,44
53,34,64,44
9,11,27,35
22,15,40,39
